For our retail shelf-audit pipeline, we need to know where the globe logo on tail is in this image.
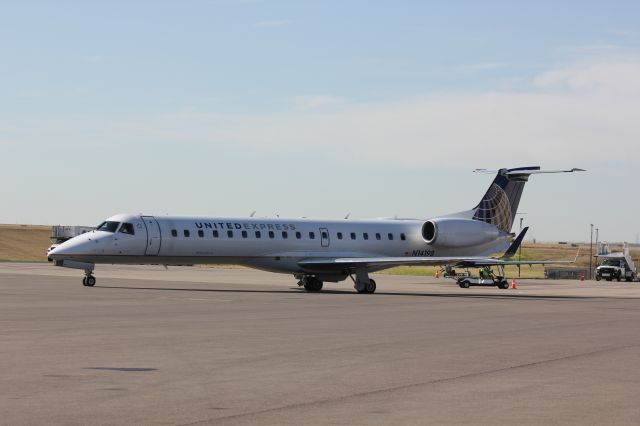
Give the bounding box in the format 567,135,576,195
472,183,513,232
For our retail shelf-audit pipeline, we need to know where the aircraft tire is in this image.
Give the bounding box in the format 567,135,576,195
356,281,369,294
85,276,96,287
304,278,323,292
365,279,376,294
82,277,87,286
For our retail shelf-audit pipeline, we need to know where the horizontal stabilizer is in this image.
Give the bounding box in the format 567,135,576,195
473,167,586,175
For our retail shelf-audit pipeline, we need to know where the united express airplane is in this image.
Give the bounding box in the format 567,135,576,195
49,166,583,293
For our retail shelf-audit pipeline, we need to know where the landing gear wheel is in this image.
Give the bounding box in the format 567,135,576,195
84,276,96,287
365,279,376,294
82,277,87,286
303,278,323,292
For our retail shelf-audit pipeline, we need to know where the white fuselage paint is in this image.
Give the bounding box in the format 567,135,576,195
50,213,508,276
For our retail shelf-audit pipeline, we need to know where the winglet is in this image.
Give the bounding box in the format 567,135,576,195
501,226,529,258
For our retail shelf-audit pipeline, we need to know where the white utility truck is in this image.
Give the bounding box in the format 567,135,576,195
595,243,637,282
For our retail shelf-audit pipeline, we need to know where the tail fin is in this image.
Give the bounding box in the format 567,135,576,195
471,166,584,232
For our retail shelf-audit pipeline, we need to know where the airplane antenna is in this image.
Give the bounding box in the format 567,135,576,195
344,213,350,219
250,211,256,217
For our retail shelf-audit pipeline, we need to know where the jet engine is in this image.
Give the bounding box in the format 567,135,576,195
422,218,501,248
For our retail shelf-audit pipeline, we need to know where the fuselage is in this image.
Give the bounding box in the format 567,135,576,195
49,213,508,276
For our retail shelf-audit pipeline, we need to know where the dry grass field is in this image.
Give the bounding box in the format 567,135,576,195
0,224,51,262
383,243,640,278
1,224,637,279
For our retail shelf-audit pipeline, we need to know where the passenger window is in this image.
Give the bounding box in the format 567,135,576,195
400,233,406,241
350,232,356,240
295,231,301,239
198,230,204,238
309,232,315,239
227,230,233,238
388,233,394,240
171,229,178,237
376,233,381,240
269,231,275,239
242,230,248,238
255,231,261,238
282,231,288,239
213,230,219,238
337,232,343,240
184,230,190,237
363,233,369,240
119,223,135,235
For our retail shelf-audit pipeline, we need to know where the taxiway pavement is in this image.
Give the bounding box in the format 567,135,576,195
1,263,639,425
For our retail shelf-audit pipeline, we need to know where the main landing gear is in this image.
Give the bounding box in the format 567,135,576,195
297,270,377,294
352,269,376,294
298,276,323,292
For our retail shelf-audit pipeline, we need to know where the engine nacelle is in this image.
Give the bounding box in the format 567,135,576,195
422,218,501,248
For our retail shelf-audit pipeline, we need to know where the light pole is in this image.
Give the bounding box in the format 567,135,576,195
514,213,527,277
594,227,599,272
589,224,594,279
518,217,524,278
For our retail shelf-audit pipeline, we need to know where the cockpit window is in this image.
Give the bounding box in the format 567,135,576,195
96,221,120,233
119,223,135,235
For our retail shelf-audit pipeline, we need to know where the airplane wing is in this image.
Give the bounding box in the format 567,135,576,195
298,254,577,270
298,255,490,269
298,227,579,270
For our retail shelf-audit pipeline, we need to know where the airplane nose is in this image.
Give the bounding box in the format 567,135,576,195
48,243,75,260
49,236,95,260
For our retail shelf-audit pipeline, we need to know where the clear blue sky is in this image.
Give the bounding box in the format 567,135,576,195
1,1,639,242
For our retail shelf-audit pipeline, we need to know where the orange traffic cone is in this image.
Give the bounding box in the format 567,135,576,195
510,279,517,289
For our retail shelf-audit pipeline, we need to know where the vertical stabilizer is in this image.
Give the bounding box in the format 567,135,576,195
472,167,538,232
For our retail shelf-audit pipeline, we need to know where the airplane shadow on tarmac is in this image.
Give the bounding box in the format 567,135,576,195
92,285,615,301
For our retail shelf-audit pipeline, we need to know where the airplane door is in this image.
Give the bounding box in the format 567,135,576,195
141,216,161,255
319,228,330,247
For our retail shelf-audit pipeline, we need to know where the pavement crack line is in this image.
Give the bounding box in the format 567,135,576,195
180,343,639,425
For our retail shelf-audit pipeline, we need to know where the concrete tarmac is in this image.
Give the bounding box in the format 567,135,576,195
1,263,639,425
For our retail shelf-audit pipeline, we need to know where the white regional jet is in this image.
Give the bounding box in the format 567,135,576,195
49,166,583,293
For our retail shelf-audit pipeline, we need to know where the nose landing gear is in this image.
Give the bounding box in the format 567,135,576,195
82,270,96,287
